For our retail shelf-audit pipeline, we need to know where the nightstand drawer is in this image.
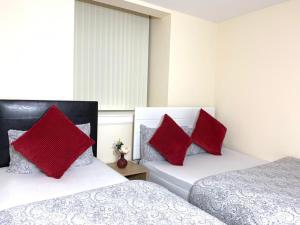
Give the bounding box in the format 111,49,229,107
126,172,147,180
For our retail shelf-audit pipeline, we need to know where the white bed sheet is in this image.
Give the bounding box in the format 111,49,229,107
0,158,127,211
142,148,268,200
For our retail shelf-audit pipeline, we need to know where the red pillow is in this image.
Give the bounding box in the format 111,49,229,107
149,114,192,165
191,109,227,155
12,105,95,179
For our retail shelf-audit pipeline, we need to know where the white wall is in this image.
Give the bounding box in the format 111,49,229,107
0,0,74,100
0,0,132,163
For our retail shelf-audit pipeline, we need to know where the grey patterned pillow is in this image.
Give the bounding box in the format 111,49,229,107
140,125,165,163
7,123,94,174
71,123,94,167
7,129,40,174
139,125,204,163
185,127,205,156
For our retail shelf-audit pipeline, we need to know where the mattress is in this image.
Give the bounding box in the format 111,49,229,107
141,148,267,199
0,158,127,211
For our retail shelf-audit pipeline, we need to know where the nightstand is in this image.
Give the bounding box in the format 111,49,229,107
107,161,148,181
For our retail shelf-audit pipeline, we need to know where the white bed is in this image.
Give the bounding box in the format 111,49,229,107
142,148,266,199
0,158,127,211
134,107,267,199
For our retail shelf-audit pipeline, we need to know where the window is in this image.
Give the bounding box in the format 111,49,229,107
74,1,149,110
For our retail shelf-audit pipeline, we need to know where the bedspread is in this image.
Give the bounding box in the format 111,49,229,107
0,180,224,225
189,157,300,225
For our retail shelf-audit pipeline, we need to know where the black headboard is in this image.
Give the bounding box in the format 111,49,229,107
0,100,98,168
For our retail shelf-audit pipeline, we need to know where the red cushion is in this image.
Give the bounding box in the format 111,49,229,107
12,105,95,179
149,114,192,165
191,109,227,155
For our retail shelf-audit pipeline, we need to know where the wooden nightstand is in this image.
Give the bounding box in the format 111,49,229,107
107,161,148,181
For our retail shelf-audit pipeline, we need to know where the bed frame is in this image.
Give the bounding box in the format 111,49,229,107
0,100,98,168
133,107,215,160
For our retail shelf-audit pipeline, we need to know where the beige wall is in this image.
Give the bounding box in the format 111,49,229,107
148,12,217,108
148,15,171,107
168,12,216,107
215,0,300,161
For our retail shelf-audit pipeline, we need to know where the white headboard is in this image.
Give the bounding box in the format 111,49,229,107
133,107,215,160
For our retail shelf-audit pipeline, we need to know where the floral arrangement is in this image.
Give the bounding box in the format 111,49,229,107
113,139,129,155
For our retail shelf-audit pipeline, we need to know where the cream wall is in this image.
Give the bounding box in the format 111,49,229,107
148,11,217,108
98,124,133,163
148,15,171,107
168,12,216,106
215,0,300,161
0,0,74,100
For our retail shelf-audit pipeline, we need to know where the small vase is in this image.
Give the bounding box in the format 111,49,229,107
117,153,127,169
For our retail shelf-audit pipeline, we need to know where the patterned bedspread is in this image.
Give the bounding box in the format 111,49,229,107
189,157,300,225
0,180,224,225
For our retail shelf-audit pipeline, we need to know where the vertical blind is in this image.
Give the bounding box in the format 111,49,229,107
74,1,149,110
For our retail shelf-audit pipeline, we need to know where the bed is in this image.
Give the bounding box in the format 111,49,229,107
0,100,225,225
134,107,300,225
134,107,267,200
141,148,266,200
